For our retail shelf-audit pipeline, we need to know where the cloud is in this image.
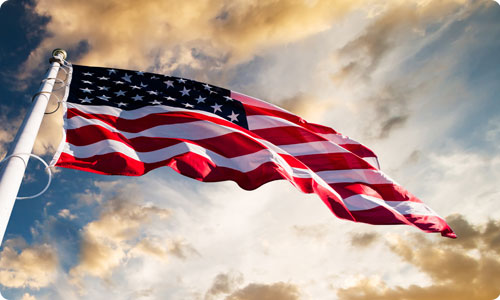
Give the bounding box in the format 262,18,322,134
291,223,330,241
226,282,301,300
350,232,380,248
21,293,36,300
205,271,244,299
0,239,58,289
336,214,500,300
19,0,366,82
0,108,24,159
330,0,475,139
69,189,172,283
334,0,468,82
57,208,77,220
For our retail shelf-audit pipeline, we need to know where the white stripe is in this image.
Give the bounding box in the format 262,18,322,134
232,91,292,114
67,115,244,140
363,157,380,169
247,115,361,146
247,115,297,130
317,169,397,185
63,139,312,178
344,194,438,216
318,133,361,145
273,141,348,156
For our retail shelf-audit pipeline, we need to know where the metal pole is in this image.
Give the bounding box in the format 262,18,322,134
0,49,67,245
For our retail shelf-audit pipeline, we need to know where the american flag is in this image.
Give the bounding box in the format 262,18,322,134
52,65,455,238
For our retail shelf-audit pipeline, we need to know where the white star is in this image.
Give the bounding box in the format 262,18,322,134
195,95,206,103
209,90,218,94
136,71,144,75
97,95,111,101
82,80,93,84
98,86,109,91
164,80,174,88
140,82,148,88
164,96,176,101
132,94,143,101
131,85,141,90
108,69,117,75
114,80,124,85
122,73,132,82
98,76,109,80
147,90,158,95
79,96,93,103
82,72,93,76
80,87,93,93
150,100,162,105
177,78,186,84
211,103,222,113
151,76,159,80
117,102,128,107
183,102,194,108
114,90,126,96
203,83,212,90
224,96,233,101
180,87,190,96
227,111,239,122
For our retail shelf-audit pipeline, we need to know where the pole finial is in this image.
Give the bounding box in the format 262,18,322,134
50,48,67,63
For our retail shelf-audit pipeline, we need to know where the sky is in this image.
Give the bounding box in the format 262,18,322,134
0,0,499,299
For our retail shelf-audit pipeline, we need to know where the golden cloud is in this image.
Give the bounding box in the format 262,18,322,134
205,271,244,299
21,293,36,300
69,193,171,283
336,214,500,300
226,282,301,300
0,240,58,289
350,232,379,248
19,0,367,83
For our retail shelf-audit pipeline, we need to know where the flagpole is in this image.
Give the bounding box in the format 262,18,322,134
0,49,67,246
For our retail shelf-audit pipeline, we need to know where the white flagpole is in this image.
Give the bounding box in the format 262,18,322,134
0,49,67,245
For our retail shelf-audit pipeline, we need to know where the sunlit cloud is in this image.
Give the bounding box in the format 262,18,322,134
339,214,500,300
0,239,58,289
226,282,301,300
69,189,171,284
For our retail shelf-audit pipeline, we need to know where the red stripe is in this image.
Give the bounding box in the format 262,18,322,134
251,126,326,145
244,104,337,135
241,103,377,161
339,144,377,159
66,125,267,158
329,182,419,202
294,153,375,172
350,207,455,238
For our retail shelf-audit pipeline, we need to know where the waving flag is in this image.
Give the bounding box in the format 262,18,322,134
52,65,455,238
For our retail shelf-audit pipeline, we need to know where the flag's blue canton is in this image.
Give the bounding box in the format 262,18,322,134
69,65,249,129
